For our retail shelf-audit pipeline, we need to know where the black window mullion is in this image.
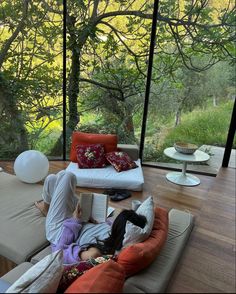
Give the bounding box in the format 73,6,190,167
222,98,236,167
139,0,160,162
63,0,67,160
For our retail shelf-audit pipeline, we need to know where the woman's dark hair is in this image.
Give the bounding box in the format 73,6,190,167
89,210,147,255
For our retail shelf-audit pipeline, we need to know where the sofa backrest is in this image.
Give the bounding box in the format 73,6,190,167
70,132,118,162
117,144,139,161
117,207,168,277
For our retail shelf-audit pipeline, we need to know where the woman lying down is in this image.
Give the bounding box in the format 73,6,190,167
35,170,147,264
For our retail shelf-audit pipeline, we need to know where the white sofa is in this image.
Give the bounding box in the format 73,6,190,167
66,144,144,191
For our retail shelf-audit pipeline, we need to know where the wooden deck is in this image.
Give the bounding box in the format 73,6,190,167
0,161,235,293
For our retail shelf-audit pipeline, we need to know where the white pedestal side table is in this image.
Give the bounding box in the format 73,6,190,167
164,147,210,186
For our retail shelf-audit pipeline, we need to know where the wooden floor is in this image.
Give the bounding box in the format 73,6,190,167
0,161,235,293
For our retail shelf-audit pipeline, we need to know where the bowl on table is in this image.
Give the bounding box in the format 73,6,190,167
174,142,198,154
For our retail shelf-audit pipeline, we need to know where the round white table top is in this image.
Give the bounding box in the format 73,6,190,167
164,147,210,163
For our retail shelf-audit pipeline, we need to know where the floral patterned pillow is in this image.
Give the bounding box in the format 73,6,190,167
105,151,138,172
76,144,106,168
57,255,112,292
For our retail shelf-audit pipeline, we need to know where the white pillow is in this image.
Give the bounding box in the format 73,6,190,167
122,196,155,248
6,250,63,293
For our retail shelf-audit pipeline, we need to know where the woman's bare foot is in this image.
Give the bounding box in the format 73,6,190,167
35,200,49,217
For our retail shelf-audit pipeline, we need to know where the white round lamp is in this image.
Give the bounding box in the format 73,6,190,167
14,150,49,183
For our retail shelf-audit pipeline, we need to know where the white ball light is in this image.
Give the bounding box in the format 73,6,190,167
14,150,49,183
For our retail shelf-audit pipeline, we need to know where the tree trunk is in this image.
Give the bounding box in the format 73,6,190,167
50,15,85,157
122,104,135,143
175,108,182,126
67,48,81,133
213,95,217,107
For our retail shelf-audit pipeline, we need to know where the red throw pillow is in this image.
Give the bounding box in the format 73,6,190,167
105,151,138,172
65,260,125,293
70,132,118,162
76,144,106,168
117,207,168,277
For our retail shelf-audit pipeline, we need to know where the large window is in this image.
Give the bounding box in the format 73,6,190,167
0,1,235,169
0,0,63,159
65,0,153,157
142,0,236,172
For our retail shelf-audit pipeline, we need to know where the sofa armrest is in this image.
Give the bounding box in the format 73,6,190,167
0,279,11,293
30,246,51,264
0,262,33,285
117,144,139,161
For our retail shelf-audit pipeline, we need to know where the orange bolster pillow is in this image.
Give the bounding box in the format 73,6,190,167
65,260,125,293
70,131,118,162
117,207,168,277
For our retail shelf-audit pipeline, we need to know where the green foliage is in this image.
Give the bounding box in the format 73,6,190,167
0,0,235,160
78,56,145,143
34,130,62,157
143,101,236,162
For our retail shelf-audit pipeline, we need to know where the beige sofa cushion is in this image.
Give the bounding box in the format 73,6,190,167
1,263,33,284
117,144,139,161
0,172,49,264
30,246,51,264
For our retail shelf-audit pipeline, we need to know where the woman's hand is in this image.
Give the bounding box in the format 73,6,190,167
73,202,82,220
89,217,98,224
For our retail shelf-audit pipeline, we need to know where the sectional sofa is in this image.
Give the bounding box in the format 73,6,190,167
0,170,194,293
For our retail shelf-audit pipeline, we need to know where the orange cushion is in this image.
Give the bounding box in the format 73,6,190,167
117,207,168,277
65,260,125,293
70,132,118,162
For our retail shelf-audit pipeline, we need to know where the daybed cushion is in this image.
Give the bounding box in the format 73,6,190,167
123,209,194,293
70,131,118,162
65,260,125,293
66,159,144,191
1,262,33,284
117,207,168,277
0,172,49,264
30,246,52,264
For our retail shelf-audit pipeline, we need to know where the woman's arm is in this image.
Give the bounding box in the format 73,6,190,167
55,203,83,250
55,217,82,250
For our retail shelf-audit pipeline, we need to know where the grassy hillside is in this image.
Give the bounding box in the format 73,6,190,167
144,100,235,161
